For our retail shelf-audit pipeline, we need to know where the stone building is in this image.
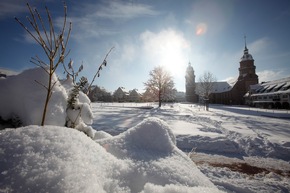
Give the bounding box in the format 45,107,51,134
185,62,198,103
186,41,259,105
246,77,290,109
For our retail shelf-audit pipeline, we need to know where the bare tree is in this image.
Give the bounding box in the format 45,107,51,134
15,2,72,126
198,71,216,111
144,66,175,107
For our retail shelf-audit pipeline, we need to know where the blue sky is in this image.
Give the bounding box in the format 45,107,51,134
1,0,290,92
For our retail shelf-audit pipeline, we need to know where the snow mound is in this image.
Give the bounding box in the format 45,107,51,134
97,118,222,192
0,126,116,192
141,183,224,193
0,68,94,136
0,67,67,126
97,117,177,157
0,118,223,193
93,130,113,140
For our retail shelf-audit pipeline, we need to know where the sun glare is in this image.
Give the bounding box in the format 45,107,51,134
196,23,207,36
159,44,186,76
141,29,190,78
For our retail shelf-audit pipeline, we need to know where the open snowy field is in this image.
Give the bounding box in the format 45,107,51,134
92,102,290,192
1,68,225,192
1,68,290,193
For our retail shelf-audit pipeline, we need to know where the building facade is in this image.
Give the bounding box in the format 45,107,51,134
187,42,259,105
246,77,290,109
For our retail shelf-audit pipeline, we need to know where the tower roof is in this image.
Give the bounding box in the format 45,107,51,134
240,36,254,61
186,61,194,71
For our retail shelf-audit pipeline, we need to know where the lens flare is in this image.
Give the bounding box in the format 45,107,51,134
196,23,207,36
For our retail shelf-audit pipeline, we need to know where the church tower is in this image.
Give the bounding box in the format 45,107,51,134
236,36,259,104
185,62,196,102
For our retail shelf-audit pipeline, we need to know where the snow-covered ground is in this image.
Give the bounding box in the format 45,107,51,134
1,68,224,192
92,102,290,192
1,68,290,192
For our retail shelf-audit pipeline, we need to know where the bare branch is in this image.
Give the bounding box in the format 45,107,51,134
45,6,55,51
87,46,115,94
62,60,73,77
35,8,51,50
15,2,72,126
35,80,48,90
15,17,42,45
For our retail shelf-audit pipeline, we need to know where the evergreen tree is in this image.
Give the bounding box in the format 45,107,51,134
67,77,88,109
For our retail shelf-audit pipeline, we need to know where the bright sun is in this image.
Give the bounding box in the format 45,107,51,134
158,41,188,77
142,29,190,78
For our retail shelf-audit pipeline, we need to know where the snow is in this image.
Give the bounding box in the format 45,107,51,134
92,103,290,192
0,67,94,136
1,67,290,192
0,68,223,192
0,68,18,77
0,121,222,193
0,67,67,126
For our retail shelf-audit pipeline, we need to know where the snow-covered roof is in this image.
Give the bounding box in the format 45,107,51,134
196,79,237,94
252,76,290,96
114,87,129,95
250,84,261,91
212,82,232,93
260,76,290,87
240,53,254,61
240,46,254,61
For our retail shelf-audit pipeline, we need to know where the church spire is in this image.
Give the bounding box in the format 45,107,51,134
240,35,253,61
244,35,248,54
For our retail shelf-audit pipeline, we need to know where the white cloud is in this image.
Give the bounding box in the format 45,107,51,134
257,70,285,82
65,1,158,41
92,1,158,20
248,37,271,55
0,0,26,20
222,76,237,83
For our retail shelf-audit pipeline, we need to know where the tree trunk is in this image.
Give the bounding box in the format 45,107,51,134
158,91,161,107
41,62,53,126
206,103,209,111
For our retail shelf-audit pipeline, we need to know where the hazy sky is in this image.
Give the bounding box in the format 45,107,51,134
1,0,290,92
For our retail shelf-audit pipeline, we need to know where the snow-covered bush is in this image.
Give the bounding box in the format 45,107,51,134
0,68,94,138
60,76,94,137
0,67,67,126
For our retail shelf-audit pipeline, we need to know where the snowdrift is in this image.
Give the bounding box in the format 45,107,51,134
0,67,67,126
0,67,94,136
0,118,223,193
